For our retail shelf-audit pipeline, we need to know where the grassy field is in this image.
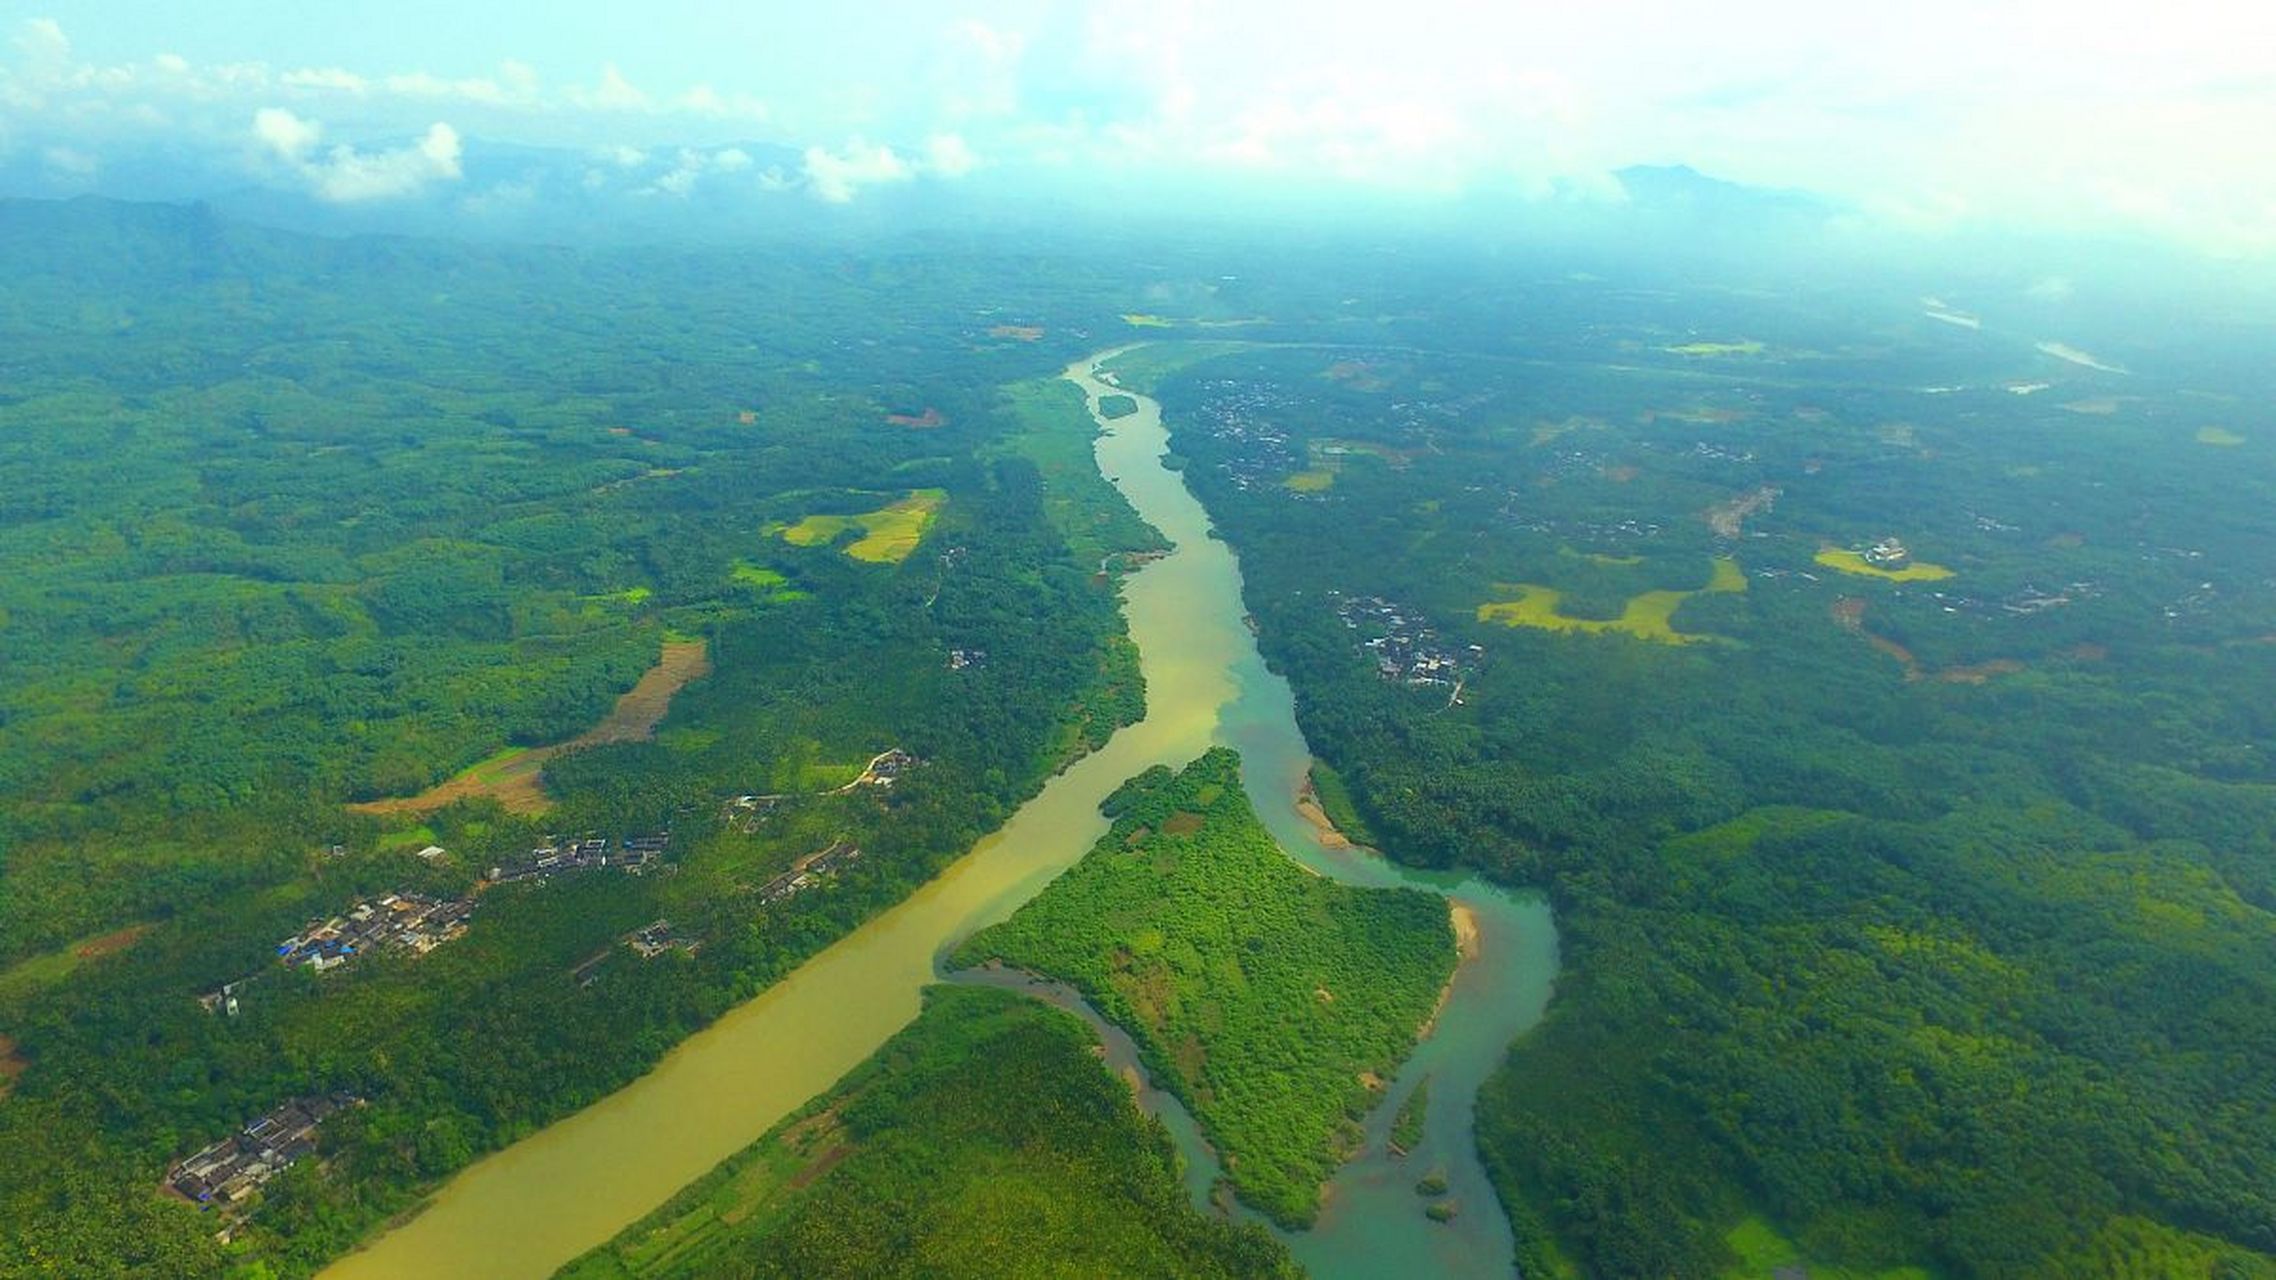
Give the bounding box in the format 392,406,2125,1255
777,489,946,563
1813,547,1956,582
557,984,1295,1280
351,638,711,815
994,378,1167,570
954,749,1455,1227
1722,1216,1932,1280
1478,557,1746,645
1663,339,1766,356
2197,426,2247,446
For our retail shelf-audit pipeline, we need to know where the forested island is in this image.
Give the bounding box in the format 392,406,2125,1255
955,748,1457,1228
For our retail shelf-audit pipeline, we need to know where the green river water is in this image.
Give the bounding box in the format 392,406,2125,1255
323,348,1558,1280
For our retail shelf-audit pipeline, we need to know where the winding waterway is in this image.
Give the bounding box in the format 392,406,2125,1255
323,347,1557,1280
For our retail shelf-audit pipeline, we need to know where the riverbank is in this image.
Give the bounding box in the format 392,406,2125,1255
321,346,1556,1280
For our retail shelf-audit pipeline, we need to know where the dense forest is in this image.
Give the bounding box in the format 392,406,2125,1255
557,984,1295,1280
0,201,1179,1277
1133,288,2276,1280
955,748,1455,1228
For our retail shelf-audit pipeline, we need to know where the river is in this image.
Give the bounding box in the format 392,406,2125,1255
323,347,1557,1280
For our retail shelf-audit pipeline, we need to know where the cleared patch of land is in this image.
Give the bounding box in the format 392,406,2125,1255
1478,557,1746,645
2198,426,2247,446
1705,485,1779,538
776,489,946,564
1815,547,1955,582
1120,313,1176,328
953,749,1456,1229
351,639,710,816
987,324,1044,341
1662,339,1765,357
0,923,155,1005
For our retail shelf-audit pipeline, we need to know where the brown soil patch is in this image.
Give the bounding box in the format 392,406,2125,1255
1601,464,1640,483
74,924,152,960
351,639,710,817
1832,597,1922,679
2063,643,2109,662
1937,659,2027,685
1832,599,2027,685
737,410,757,425
606,426,633,436
885,407,946,428
0,1034,25,1099
988,325,1044,341
1358,1071,1385,1091
1295,775,1358,851
1314,986,1334,1004
1706,484,1780,538
1162,811,1206,836
784,1143,855,1192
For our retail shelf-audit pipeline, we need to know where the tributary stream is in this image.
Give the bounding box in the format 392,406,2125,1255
324,348,1558,1280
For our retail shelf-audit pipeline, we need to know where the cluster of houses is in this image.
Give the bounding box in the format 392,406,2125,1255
628,919,700,959
1508,511,1667,553
1187,380,1302,490
1334,593,1480,692
276,892,476,973
487,832,669,883
947,647,988,671
1929,580,2101,619
163,1092,359,1227
1862,536,1915,570
757,840,864,907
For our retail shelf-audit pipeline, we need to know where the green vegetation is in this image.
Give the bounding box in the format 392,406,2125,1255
1814,546,1956,581
1142,321,2276,1278
773,489,946,563
1098,392,1141,420
1308,759,1379,848
0,203,1170,1278
1389,1076,1429,1155
954,748,1456,1228
1477,556,1746,644
557,984,1294,1280
993,378,1169,572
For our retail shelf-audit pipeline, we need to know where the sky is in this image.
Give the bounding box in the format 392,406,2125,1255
4,0,2274,257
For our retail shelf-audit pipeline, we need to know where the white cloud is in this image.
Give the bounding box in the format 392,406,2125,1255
713,146,752,172
801,137,910,202
925,132,977,177
579,63,649,111
253,109,462,202
281,67,368,94
253,106,321,160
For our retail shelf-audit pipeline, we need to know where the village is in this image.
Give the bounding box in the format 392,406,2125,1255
486,831,670,883
163,1092,360,1231
1186,379,1302,490
1333,592,1480,693
756,839,864,907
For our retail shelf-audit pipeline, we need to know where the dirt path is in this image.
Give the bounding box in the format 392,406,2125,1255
351,639,711,817
1832,599,2027,685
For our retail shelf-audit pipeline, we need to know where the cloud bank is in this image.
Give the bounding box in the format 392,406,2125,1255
253,108,462,202
5,3,2276,255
